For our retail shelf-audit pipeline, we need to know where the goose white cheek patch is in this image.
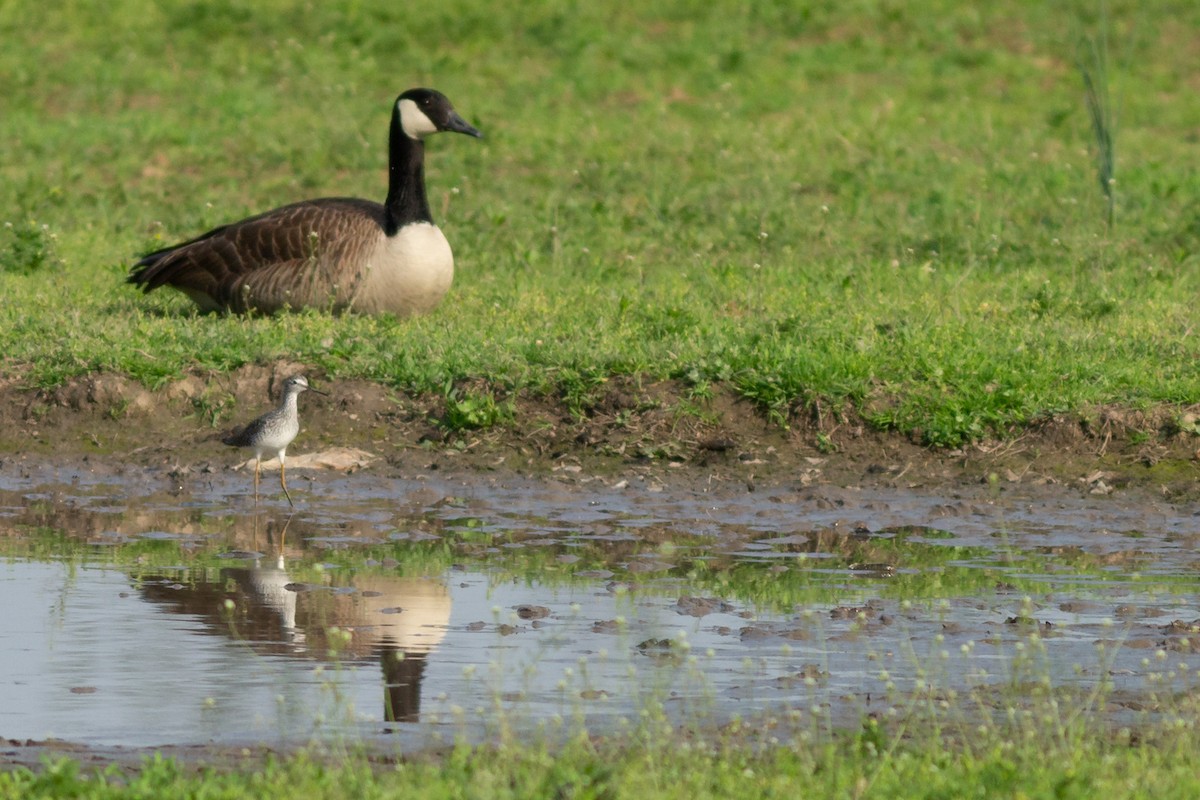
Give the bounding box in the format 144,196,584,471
398,99,438,139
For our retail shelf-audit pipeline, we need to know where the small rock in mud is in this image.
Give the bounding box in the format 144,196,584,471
1160,637,1196,653
1122,638,1158,649
636,638,679,652
1162,619,1200,634
515,604,550,620
675,596,735,617
848,562,895,576
739,626,773,641
776,664,827,687
767,534,810,546
1005,616,1052,632
626,560,671,574
1058,600,1101,614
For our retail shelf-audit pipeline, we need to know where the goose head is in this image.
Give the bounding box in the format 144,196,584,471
396,88,483,141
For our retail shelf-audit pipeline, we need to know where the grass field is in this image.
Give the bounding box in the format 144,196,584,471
2,0,1200,446
4,0,1200,794
4,733,1200,799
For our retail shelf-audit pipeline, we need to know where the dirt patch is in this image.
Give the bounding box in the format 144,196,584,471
3,362,1200,497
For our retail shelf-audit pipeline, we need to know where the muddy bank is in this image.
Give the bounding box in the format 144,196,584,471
3,453,1200,767
4,364,1198,497
3,364,1200,770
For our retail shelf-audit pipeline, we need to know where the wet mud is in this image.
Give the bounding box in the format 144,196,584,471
1,444,1199,766
1,366,1200,766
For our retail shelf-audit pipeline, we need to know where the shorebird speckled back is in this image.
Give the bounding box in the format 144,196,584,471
223,375,326,506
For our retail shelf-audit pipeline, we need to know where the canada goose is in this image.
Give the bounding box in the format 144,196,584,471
128,88,482,315
223,374,326,506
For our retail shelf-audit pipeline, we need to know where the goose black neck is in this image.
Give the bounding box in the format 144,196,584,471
383,108,433,235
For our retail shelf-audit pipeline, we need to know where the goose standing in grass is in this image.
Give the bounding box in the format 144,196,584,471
129,88,482,315
224,374,326,507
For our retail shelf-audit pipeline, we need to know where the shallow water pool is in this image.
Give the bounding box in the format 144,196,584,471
2,460,1198,749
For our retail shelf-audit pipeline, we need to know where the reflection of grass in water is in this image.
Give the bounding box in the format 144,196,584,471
412,579,1200,760
232,605,1200,794
212,592,370,750
6,529,1200,792
412,590,729,753
6,517,1199,615
863,606,1200,772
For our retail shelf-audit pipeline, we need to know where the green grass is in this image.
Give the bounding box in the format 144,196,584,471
4,726,1200,799
1,0,1199,446
4,2,1200,788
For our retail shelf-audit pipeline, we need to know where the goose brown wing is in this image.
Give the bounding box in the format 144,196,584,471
129,199,386,311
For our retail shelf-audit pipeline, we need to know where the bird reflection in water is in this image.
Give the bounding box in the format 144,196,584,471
135,513,451,724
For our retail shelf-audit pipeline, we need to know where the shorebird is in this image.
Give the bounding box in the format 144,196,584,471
224,375,326,506
128,88,482,316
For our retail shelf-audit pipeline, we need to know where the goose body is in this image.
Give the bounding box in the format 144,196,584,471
129,89,481,316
